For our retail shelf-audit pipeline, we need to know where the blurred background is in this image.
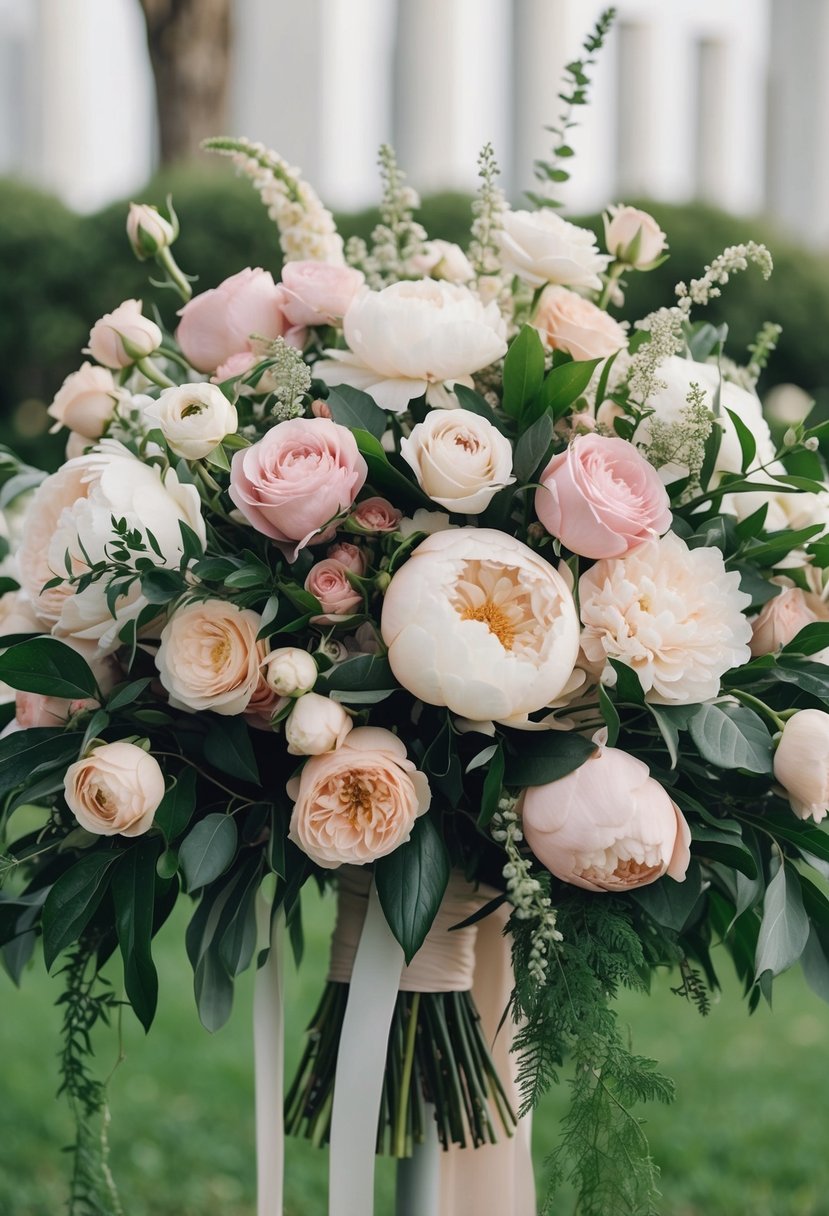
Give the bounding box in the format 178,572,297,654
3,3,829,1214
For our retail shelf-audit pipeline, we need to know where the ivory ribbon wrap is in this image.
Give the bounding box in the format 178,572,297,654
253,894,285,1216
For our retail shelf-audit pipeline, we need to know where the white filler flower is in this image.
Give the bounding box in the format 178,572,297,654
579,531,752,704
380,527,579,720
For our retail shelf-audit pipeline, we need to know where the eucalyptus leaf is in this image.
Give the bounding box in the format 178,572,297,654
687,703,772,774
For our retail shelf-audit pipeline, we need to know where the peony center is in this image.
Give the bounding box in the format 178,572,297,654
341,776,374,824
460,601,515,650
211,636,231,668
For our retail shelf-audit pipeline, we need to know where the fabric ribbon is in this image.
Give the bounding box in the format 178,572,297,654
253,893,285,1216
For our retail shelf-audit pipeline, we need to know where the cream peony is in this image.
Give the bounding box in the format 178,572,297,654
64,741,165,837
262,647,318,697
579,531,752,704
156,599,263,715
400,409,515,514
144,383,239,460
523,747,691,892
533,286,627,363
86,299,162,369
287,726,430,868
284,692,353,756
773,710,829,823
380,527,580,720
314,281,507,413
495,209,609,290
47,363,120,440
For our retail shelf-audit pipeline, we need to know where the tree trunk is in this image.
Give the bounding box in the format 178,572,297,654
138,0,233,165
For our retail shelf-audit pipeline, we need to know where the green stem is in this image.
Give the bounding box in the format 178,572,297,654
729,689,787,732
135,357,176,388
156,246,193,302
597,262,624,310
394,992,420,1156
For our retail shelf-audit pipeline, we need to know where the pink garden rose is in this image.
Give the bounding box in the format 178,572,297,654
176,268,289,372
326,541,366,575
306,558,363,621
280,261,365,328
349,497,402,533
48,363,119,439
523,747,691,892
534,286,627,362
229,418,367,557
287,726,430,868
86,300,162,369
535,434,672,559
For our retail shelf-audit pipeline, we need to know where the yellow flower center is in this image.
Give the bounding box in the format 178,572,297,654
460,601,515,650
342,777,373,823
211,637,231,668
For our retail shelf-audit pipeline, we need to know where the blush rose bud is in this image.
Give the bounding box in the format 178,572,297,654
86,299,163,369
773,709,829,823
262,647,318,698
127,202,175,260
284,692,353,756
63,740,165,837
603,205,667,268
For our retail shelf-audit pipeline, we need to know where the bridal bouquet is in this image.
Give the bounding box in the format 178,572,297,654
4,13,829,1214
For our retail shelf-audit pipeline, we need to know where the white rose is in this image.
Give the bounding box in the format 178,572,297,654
86,299,162,369
495,209,609,290
773,709,829,823
314,281,507,413
603,205,667,267
400,409,515,513
380,527,580,720
262,646,318,697
285,691,353,756
47,363,120,439
156,599,264,715
64,740,165,837
144,383,238,460
126,203,175,259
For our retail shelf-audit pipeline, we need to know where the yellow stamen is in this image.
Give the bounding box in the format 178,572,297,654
460,602,515,650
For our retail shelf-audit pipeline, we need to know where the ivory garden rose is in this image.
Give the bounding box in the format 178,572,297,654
400,410,514,514
47,363,120,439
773,709,829,823
533,286,627,362
495,209,608,290
144,382,239,460
87,299,162,369
176,267,289,372
287,727,430,868
63,741,165,837
284,692,353,756
156,599,264,715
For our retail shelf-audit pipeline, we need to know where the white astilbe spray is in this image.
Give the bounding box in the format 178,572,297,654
469,143,508,278
492,795,562,984
643,381,713,488
203,137,344,264
745,320,783,388
346,145,427,288
251,336,311,422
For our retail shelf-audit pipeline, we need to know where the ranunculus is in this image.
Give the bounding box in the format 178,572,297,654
262,647,318,697
326,541,366,575
87,300,162,369
305,559,363,620
349,497,402,533
750,584,827,656
287,726,430,867
774,709,829,822
603,205,667,267
229,417,367,556
280,261,365,328
380,527,579,720
410,240,474,284
400,409,515,514
314,281,507,412
63,740,165,837
535,434,672,558
284,691,353,756
143,383,238,460
176,268,288,373
156,599,263,715
533,286,627,362
47,363,119,439
495,209,609,290
126,202,175,259
579,531,752,703
523,747,691,892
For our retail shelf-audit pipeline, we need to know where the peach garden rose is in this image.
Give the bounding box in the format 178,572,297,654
533,285,627,363
47,363,120,440
63,740,165,837
155,599,264,715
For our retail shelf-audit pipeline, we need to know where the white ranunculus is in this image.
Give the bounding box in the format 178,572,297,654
262,646,318,697
495,209,609,290
314,281,507,413
579,531,752,704
380,527,580,720
40,442,206,654
144,383,238,460
400,409,515,514
284,691,353,756
773,709,829,823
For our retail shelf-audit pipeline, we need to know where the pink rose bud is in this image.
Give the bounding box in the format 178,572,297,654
229,417,367,558
327,541,367,575
750,586,824,656
311,399,333,419
213,350,259,383
773,709,829,823
306,558,363,621
349,496,402,534
523,747,691,892
535,433,672,559
126,202,175,260
47,362,119,440
176,268,289,373
280,261,365,328
603,205,667,267
87,299,162,369
534,285,627,362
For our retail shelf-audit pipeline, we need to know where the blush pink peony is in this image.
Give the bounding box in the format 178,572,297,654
176,268,289,372
535,434,672,559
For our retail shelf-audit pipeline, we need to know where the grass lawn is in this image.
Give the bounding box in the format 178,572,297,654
2,884,828,1216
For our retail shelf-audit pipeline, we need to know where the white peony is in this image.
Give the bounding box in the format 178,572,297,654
400,409,515,513
314,281,507,413
143,382,239,460
380,527,580,720
495,209,609,290
579,531,752,704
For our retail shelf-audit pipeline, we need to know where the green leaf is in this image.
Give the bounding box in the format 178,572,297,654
749,810,829,864
755,862,809,980
453,385,509,433
801,926,829,1004
513,411,555,483
699,417,723,491
315,654,397,697
139,567,186,604
353,430,432,510
326,385,388,440
781,622,829,656
724,408,756,473
179,814,238,892
631,861,703,931
502,324,545,419
598,684,620,747
42,851,117,969
688,703,773,774
691,825,758,878
112,841,159,1031
503,732,595,787
607,658,645,706
477,744,505,829
0,637,98,700
375,815,451,963
217,856,261,978
204,715,259,783
0,728,83,795
648,704,678,768
106,678,152,712
536,358,602,421
155,768,197,841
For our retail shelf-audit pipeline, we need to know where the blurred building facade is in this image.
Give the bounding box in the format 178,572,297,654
1,0,826,244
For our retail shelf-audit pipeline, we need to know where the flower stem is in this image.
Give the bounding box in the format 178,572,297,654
157,246,193,302
729,689,787,732
135,357,176,389
597,262,624,310
394,992,420,1157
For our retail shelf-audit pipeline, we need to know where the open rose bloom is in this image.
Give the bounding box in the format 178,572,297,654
7,99,829,1215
